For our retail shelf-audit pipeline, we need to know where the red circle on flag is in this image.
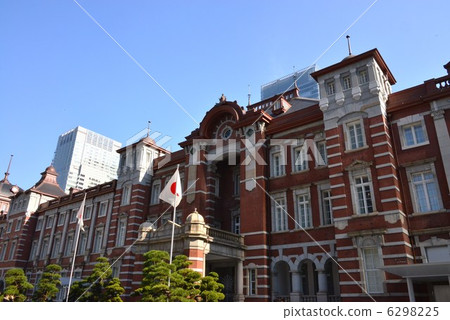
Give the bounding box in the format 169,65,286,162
170,182,177,195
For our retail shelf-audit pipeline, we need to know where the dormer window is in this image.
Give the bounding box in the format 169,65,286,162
326,80,335,95
343,75,351,90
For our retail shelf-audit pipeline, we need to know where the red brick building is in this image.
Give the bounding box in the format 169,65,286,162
1,48,449,302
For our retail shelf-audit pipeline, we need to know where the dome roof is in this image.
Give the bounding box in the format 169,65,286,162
186,209,204,224
44,165,58,175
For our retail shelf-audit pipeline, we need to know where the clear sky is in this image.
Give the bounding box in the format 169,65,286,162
1,0,449,190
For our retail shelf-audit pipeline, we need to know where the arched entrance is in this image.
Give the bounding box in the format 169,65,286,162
273,261,291,301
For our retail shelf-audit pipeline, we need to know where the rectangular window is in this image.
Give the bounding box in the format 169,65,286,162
58,212,66,226
271,149,285,177
151,182,161,205
295,193,312,229
70,210,77,223
93,228,104,253
342,75,351,90
272,196,287,232
52,237,61,258
40,239,49,259
362,247,384,293
46,216,54,229
15,218,22,231
7,221,13,233
65,234,74,256
293,146,308,172
412,171,441,212
84,206,92,220
249,269,257,295
29,240,37,261
402,122,427,147
232,214,240,234
347,121,365,150
355,176,374,214
316,141,327,166
233,173,240,195
98,202,108,217
78,232,87,255
358,69,369,84
0,243,7,261
121,184,131,206
326,80,335,95
9,241,17,260
116,218,127,247
321,190,333,225
36,217,43,231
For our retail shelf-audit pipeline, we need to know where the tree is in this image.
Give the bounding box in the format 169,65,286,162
134,250,225,302
68,257,124,302
32,264,62,302
0,268,34,302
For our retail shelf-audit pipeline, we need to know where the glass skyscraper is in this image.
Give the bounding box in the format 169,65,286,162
261,64,319,100
52,126,122,192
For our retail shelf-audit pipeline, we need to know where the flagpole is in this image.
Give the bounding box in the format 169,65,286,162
66,194,86,302
167,165,179,289
66,214,82,302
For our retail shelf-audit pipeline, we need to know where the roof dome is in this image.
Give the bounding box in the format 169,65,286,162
186,209,204,224
44,165,58,175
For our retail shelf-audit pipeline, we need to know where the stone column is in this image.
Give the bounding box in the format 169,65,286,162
317,269,328,302
431,108,450,193
350,68,362,100
234,260,245,302
290,271,303,302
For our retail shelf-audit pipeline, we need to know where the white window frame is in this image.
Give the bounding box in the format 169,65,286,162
150,181,161,205
70,209,77,223
398,115,429,150
345,119,366,150
93,228,104,253
6,221,13,233
326,80,335,95
292,143,308,173
248,269,257,296
121,184,132,206
342,74,351,90
293,187,312,229
358,68,369,84
15,218,22,231
57,212,66,226
358,237,384,294
116,217,127,247
36,217,43,231
78,231,88,255
350,168,376,215
8,241,17,260
65,234,74,256
406,163,443,213
46,216,54,229
40,238,49,259
84,206,93,220
271,193,287,232
98,201,108,217
0,243,7,261
319,184,333,225
52,236,61,258
232,211,240,234
29,240,37,261
270,147,285,177
315,140,327,167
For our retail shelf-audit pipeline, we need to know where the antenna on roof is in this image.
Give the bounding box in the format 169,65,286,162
147,121,151,137
346,35,352,56
248,84,251,106
3,154,13,182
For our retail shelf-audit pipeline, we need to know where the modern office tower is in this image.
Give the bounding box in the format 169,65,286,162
52,126,122,192
261,64,319,100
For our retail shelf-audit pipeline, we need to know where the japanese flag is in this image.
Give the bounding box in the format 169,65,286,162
159,167,182,208
77,194,86,231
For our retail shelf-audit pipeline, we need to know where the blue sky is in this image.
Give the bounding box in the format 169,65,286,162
1,0,449,190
